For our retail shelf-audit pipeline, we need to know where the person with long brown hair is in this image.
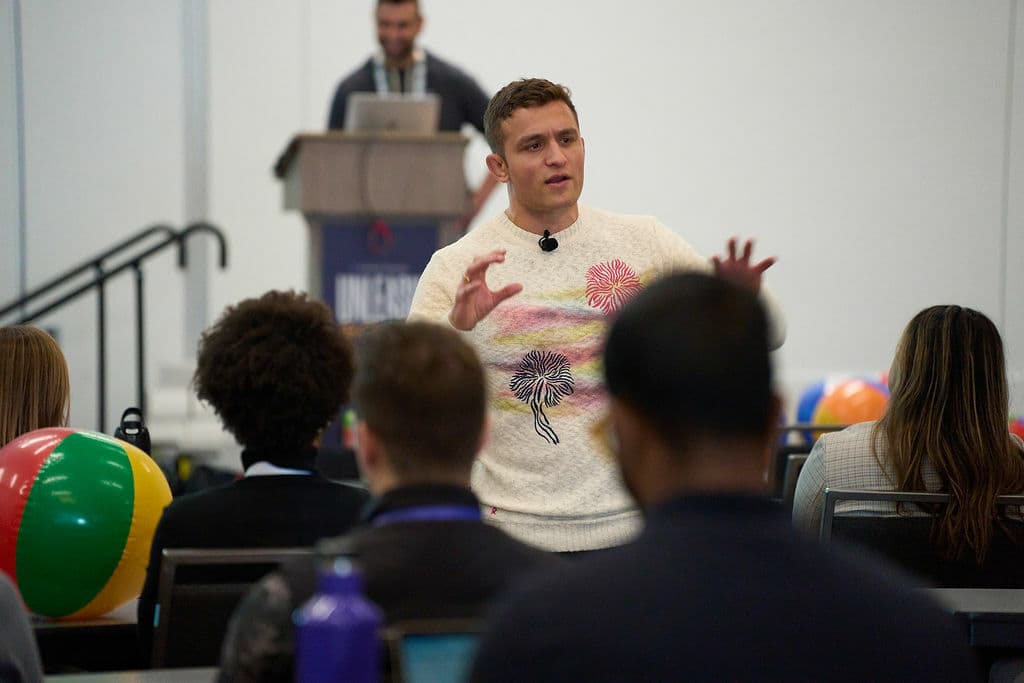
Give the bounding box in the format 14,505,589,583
793,305,1024,562
0,325,70,447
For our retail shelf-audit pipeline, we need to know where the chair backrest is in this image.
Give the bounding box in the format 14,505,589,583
780,453,809,511
819,488,1024,588
152,546,317,668
383,618,485,683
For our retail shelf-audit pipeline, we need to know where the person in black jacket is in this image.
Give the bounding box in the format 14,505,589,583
469,273,981,682
217,321,561,682
137,290,369,662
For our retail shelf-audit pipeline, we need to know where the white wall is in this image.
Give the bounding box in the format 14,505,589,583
0,1,20,302
4,0,186,430
1007,0,1024,411
2,0,1023,433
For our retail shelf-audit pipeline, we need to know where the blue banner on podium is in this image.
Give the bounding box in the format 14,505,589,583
321,218,440,323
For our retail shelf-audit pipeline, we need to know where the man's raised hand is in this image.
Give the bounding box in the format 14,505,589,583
711,238,776,294
448,249,524,331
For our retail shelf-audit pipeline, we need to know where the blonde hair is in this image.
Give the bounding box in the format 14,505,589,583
873,306,1024,562
0,326,70,447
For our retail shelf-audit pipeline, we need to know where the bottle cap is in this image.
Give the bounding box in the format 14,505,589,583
317,557,363,593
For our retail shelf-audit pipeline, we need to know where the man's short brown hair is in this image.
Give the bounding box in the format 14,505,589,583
484,78,579,155
352,321,486,479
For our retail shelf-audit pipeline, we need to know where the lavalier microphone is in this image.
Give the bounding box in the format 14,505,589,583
538,229,558,252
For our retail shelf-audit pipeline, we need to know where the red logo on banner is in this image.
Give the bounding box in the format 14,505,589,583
368,220,395,256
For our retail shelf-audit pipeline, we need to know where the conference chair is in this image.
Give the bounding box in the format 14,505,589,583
819,488,1024,588
770,423,843,499
152,546,316,668
780,453,809,512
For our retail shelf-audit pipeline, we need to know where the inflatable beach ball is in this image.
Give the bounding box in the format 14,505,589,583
795,376,850,444
1011,417,1024,441
0,428,172,618
813,378,889,428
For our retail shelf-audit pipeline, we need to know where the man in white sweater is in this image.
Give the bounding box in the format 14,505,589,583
408,77,783,552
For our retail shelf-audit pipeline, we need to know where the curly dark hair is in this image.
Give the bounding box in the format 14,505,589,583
193,290,354,453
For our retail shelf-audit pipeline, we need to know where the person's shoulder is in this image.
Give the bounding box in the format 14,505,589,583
433,214,507,257
253,475,370,505
581,205,671,239
583,204,658,226
0,572,21,608
475,525,567,570
160,479,239,517
817,420,879,457
1012,432,1024,452
304,476,371,499
423,50,481,85
334,57,375,91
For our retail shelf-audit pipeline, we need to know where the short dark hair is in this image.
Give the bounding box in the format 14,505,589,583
484,78,579,154
194,290,354,453
352,321,486,478
604,273,773,448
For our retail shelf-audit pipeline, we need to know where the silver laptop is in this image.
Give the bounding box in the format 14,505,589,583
343,92,441,134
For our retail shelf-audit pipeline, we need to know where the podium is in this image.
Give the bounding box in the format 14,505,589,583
274,131,470,324
275,132,469,475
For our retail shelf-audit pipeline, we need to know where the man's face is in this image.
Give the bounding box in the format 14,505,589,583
376,2,422,64
487,101,585,224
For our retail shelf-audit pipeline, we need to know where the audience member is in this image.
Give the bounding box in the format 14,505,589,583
0,572,43,682
470,273,978,682
0,325,69,447
137,291,370,659
792,305,1024,559
409,77,785,553
217,321,561,682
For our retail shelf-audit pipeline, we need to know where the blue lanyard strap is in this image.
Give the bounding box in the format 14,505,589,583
371,504,481,527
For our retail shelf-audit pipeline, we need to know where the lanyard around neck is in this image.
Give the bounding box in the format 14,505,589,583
372,49,427,95
371,504,481,527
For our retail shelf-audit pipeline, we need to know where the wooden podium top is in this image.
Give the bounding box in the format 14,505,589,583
275,132,470,218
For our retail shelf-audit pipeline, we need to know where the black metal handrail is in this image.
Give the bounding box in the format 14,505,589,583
0,222,229,432
0,224,176,319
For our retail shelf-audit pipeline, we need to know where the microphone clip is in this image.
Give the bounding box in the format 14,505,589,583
538,229,559,252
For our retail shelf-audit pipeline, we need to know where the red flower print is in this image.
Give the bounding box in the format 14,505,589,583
585,259,642,314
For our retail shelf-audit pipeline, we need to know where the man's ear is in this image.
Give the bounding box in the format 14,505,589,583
486,153,509,183
354,421,378,477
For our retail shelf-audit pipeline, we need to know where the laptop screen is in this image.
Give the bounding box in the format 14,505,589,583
386,619,482,683
343,93,441,134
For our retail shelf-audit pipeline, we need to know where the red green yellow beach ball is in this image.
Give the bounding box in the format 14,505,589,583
0,428,171,618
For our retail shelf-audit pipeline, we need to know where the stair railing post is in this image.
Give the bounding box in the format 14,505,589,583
132,263,147,419
94,263,107,433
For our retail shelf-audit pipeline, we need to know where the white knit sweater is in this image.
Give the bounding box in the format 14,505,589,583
409,205,784,551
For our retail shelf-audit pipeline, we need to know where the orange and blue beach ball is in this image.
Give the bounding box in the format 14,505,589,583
0,427,171,618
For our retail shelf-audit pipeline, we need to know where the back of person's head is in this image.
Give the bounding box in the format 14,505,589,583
352,321,486,482
193,290,353,454
877,304,1024,562
0,325,70,447
604,272,773,451
484,78,579,155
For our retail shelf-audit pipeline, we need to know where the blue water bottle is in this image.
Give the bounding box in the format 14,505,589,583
294,559,383,682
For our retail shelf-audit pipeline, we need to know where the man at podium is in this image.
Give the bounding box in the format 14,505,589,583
327,0,496,227
408,78,786,554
